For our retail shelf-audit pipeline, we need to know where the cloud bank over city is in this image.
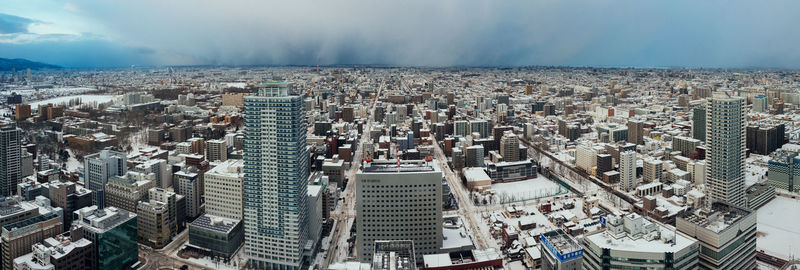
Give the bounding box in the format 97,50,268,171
2,0,800,68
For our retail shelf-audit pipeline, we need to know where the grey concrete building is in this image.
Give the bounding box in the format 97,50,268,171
356,159,442,263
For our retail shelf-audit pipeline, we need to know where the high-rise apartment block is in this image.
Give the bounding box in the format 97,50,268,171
752,94,768,113
206,139,228,162
642,158,662,183
499,131,520,162
620,150,636,191
692,105,707,142
243,82,310,269
0,123,21,196
706,95,746,209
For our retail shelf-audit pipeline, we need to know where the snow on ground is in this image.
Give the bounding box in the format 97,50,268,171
224,82,246,88
491,176,565,203
745,163,768,187
552,151,574,163
29,95,115,108
127,129,151,154
185,256,239,270
506,260,525,269
757,196,800,259
65,149,81,172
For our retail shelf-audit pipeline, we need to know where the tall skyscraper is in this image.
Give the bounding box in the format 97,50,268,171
243,82,309,270
84,150,127,204
620,150,636,191
499,131,520,162
692,105,706,141
705,94,746,209
0,123,21,196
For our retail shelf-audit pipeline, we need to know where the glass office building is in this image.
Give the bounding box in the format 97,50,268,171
73,206,138,270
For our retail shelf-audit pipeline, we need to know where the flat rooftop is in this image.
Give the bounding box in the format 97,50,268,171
586,227,695,254
360,159,439,173
681,202,752,233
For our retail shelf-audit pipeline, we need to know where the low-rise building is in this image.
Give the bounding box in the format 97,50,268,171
104,171,155,213
188,214,244,259
72,206,138,270
583,213,699,270
676,202,757,270
12,233,93,270
539,229,583,270
1,212,63,270
463,168,491,192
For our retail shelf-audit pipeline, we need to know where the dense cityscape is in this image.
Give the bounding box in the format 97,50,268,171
0,66,796,270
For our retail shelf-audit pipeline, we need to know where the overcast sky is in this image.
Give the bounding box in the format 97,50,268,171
2,0,800,68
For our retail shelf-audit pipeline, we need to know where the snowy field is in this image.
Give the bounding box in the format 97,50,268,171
491,176,566,203
757,196,800,259
29,94,115,108
65,149,81,172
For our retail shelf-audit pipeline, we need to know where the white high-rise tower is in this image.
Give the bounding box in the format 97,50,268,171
243,82,309,270
620,150,636,191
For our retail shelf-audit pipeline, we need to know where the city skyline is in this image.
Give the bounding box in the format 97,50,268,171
2,1,800,68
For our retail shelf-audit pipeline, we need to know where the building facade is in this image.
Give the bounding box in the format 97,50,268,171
499,131,520,162
356,159,443,263
104,171,155,213
583,214,699,270
204,159,244,220
539,229,583,270
692,105,706,142
643,158,663,183
0,124,21,197
205,139,228,162
706,95,746,209
83,150,127,204
243,82,310,269
676,202,756,270
620,151,636,191
73,206,138,270
174,167,203,219
137,200,171,248
1,213,62,270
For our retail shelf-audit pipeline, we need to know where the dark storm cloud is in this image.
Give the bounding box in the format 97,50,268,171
5,0,800,68
0,13,38,34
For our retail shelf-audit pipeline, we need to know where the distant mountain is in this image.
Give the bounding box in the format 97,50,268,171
0,58,60,71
